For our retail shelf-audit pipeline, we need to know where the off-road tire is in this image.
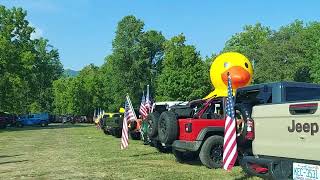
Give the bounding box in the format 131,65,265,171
16,122,23,128
114,117,123,128
147,112,160,137
103,128,110,135
115,128,122,138
199,135,224,169
153,140,171,153
158,111,178,145
40,121,47,127
130,131,141,140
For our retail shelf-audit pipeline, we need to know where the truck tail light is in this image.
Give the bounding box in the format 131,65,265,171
185,123,192,133
245,118,255,140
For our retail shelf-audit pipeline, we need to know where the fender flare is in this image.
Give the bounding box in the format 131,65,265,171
196,127,224,141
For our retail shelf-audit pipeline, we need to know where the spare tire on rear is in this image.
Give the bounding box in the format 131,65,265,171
158,111,178,145
114,117,123,128
147,112,160,137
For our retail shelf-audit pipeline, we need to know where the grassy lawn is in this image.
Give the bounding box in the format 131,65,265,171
0,124,261,180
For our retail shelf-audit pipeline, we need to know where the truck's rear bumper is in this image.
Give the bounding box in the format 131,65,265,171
241,156,283,179
172,140,202,152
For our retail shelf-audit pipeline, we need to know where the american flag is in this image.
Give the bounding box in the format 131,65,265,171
139,92,148,119
145,85,152,113
121,95,136,150
222,73,238,170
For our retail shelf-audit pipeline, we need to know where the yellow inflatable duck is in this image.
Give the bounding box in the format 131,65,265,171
204,52,253,99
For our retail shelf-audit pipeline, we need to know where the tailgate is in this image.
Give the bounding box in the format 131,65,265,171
252,101,320,161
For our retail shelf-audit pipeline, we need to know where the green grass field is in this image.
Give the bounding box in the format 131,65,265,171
0,124,261,180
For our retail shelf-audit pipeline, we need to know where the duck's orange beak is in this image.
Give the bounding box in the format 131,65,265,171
221,66,251,89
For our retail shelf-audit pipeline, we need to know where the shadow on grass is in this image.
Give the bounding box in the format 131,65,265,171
180,159,203,166
129,152,159,157
0,123,93,132
0,160,28,165
0,154,24,158
180,160,244,167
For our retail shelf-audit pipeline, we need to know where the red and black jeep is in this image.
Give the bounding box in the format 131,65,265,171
157,97,228,169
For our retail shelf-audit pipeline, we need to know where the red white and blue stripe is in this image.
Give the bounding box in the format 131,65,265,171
139,92,148,119
223,73,238,170
121,95,136,150
145,85,152,113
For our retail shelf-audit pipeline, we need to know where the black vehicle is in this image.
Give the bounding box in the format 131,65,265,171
0,112,16,128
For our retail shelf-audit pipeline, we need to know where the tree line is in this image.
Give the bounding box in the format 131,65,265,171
53,17,320,116
2,5,320,116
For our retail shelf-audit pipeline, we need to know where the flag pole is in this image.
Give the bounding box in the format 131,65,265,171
146,85,151,113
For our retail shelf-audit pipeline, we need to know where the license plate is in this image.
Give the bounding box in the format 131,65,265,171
293,162,320,180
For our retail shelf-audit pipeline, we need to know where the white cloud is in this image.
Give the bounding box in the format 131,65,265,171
30,24,43,40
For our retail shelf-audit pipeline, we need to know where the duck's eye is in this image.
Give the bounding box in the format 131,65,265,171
245,62,248,68
224,62,229,68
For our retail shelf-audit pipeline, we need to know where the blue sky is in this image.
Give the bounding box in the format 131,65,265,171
2,0,320,70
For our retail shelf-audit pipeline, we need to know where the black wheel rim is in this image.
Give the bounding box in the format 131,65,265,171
210,144,223,165
160,120,167,135
148,120,153,131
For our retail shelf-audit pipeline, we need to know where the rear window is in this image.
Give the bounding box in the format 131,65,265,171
235,88,272,105
154,105,167,113
285,87,320,102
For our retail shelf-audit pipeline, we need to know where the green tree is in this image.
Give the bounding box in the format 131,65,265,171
254,20,310,83
155,34,211,101
0,6,62,114
301,22,320,83
76,64,101,116
30,38,63,112
102,15,165,110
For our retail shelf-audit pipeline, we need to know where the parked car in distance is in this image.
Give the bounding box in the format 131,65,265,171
17,113,50,127
101,113,123,137
0,112,16,128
